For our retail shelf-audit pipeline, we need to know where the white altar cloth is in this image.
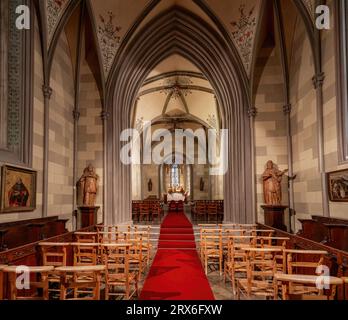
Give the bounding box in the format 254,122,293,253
167,193,185,202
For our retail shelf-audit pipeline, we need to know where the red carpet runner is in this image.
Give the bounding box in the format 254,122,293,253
139,211,215,300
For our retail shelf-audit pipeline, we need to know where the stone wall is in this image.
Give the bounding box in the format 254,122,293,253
77,61,104,223
254,41,289,225
289,16,322,231
47,31,74,226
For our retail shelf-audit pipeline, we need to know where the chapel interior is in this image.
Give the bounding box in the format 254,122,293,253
0,0,348,301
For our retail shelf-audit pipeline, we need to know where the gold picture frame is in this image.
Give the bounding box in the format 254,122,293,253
0,165,37,213
327,169,348,202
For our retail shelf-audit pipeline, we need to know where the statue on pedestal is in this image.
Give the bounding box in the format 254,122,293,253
262,160,288,205
77,164,99,207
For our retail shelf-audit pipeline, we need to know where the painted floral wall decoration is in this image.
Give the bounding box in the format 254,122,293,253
97,11,122,76
230,4,257,74
46,0,69,45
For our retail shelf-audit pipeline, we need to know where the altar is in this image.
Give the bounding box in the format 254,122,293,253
167,192,186,202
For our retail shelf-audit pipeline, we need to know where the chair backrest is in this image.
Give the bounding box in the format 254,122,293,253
74,232,98,243
72,243,98,266
39,243,68,267
285,249,328,275
103,244,131,278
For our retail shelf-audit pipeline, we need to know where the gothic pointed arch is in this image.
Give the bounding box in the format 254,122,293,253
105,6,253,225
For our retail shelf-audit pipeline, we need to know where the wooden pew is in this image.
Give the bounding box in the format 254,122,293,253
0,216,68,251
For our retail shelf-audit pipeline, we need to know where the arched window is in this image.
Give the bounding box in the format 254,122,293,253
171,164,180,188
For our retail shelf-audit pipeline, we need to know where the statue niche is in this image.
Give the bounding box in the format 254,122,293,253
77,164,99,207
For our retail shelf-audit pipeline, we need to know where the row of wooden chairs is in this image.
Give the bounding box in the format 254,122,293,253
198,225,344,300
2,226,155,300
191,200,224,222
132,201,164,223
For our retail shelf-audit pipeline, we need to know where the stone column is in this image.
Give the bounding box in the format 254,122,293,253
283,104,295,232
42,84,53,217
312,72,330,217
101,110,110,225
248,107,258,223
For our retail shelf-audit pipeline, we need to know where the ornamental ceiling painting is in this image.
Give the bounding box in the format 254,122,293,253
46,0,70,46
43,0,315,79
89,0,151,76
205,0,261,76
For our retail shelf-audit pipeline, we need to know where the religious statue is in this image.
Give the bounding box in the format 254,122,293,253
77,164,99,207
200,178,205,191
8,178,29,207
262,160,288,205
148,179,153,192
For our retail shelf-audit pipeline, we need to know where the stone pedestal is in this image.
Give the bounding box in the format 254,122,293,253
78,206,100,229
261,205,288,231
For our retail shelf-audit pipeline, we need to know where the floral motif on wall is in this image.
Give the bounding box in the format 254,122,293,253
46,0,69,45
97,12,122,76
230,4,257,74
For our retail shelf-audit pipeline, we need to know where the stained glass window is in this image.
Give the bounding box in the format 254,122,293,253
171,165,180,188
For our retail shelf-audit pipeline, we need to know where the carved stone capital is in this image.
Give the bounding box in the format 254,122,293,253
73,110,81,121
312,72,325,89
101,110,110,121
42,85,52,99
248,107,258,118
283,104,292,115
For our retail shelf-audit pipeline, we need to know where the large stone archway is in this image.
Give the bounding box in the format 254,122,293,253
105,7,253,225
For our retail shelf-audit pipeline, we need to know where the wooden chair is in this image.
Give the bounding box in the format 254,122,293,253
122,233,146,281
134,226,152,266
39,242,69,299
224,236,255,294
283,249,328,297
102,243,138,300
207,202,218,223
3,266,54,300
56,265,105,300
236,248,281,300
132,202,140,222
151,203,161,223
274,273,343,300
72,243,98,266
195,203,207,222
139,203,150,222
74,232,98,243
201,229,223,276
0,265,7,300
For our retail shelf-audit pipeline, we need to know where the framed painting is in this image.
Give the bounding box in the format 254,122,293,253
0,165,37,213
327,169,348,202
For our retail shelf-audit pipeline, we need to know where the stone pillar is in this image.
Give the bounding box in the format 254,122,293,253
248,107,258,224
283,104,295,232
313,72,330,217
42,84,53,217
